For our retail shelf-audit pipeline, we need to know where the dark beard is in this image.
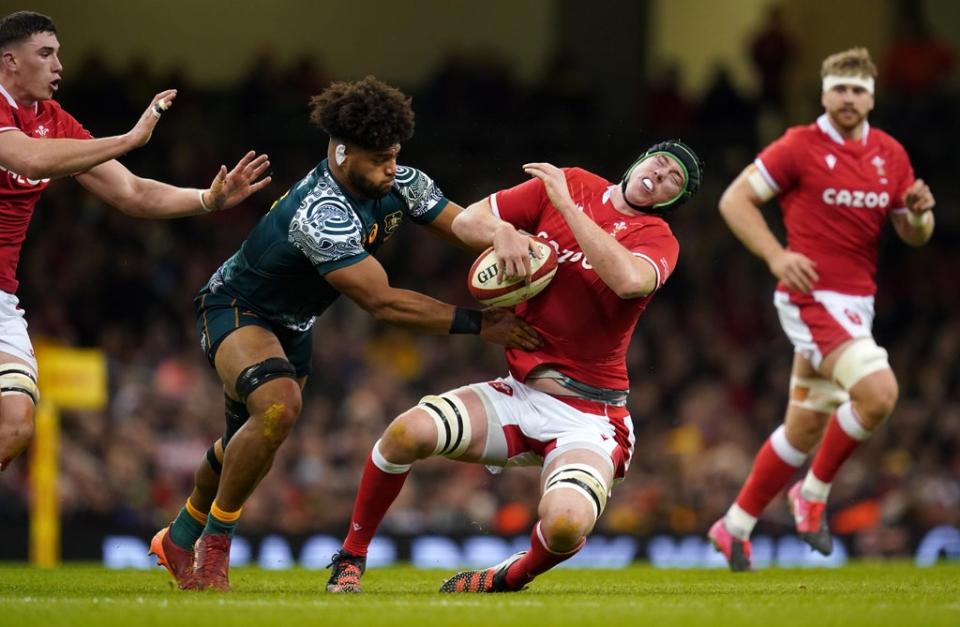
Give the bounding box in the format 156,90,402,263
348,170,390,199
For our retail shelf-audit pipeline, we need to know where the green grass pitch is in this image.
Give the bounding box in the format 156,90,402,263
0,563,957,627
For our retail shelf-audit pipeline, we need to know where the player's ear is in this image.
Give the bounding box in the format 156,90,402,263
0,50,16,71
335,144,347,166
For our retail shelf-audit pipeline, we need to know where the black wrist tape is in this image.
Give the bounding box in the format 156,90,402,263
449,307,482,334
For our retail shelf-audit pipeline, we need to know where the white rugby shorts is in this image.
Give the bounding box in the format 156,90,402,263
774,289,875,369
467,374,635,481
0,290,36,373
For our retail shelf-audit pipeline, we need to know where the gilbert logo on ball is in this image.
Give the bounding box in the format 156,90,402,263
467,239,558,307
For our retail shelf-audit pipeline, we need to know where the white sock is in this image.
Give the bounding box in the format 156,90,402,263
724,503,757,540
770,425,808,467
836,401,872,441
371,439,412,474
800,471,831,502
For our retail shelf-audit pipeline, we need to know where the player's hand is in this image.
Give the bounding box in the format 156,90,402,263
769,249,819,293
904,179,935,216
202,151,272,212
480,308,542,350
492,224,540,284
523,162,576,213
127,90,177,148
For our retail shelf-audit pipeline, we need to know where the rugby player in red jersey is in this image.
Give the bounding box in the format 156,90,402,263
708,48,936,571
326,140,703,593
0,11,270,472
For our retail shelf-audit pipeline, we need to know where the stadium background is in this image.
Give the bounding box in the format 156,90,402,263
1,0,957,567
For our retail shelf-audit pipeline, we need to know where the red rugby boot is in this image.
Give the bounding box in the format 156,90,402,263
183,533,231,592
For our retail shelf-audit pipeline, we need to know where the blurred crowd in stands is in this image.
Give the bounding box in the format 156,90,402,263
0,8,957,557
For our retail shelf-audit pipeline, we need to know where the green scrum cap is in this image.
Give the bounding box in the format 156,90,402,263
620,139,704,215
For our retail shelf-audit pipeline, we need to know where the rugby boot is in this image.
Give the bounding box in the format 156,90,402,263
708,518,752,572
148,525,196,589
325,549,366,593
439,551,526,593
787,481,833,556
184,533,231,592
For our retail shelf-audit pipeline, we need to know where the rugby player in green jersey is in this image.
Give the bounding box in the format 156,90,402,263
149,76,542,591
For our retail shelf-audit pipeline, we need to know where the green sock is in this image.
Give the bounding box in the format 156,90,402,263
169,506,206,550
203,510,239,537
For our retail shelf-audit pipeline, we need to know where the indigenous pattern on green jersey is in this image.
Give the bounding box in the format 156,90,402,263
201,160,448,332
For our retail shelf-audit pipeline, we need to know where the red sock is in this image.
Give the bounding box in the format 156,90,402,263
810,406,867,484
735,428,805,517
504,522,584,589
341,452,410,557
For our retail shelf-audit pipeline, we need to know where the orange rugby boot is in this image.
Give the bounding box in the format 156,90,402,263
148,525,196,589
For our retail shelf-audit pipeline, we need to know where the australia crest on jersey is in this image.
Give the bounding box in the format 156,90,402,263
384,211,403,239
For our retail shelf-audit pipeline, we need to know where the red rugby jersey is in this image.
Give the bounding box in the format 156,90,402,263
490,167,679,390
0,84,92,293
755,114,915,296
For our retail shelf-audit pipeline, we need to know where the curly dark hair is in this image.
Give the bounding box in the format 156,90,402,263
309,76,415,150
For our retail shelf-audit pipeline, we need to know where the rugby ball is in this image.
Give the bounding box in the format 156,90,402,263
467,239,558,307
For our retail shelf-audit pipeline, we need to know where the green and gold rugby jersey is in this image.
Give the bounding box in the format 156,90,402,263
201,159,448,331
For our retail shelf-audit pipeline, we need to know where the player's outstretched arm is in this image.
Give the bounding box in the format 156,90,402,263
326,256,541,349
720,164,819,293
891,179,935,247
419,201,467,247
0,91,175,180
451,198,540,283
75,150,271,219
523,162,656,299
